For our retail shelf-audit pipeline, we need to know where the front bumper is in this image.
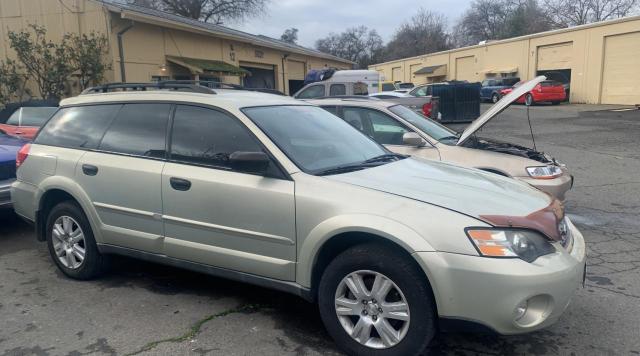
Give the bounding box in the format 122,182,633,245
0,178,14,208
516,173,573,202
414,218,586,335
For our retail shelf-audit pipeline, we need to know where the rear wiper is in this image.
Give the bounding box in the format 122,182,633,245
363,153,406,163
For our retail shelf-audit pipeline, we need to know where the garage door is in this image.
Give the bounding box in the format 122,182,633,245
288,60,306,80
601,32,640,105
240,62,276,89
537,42,572,71
392,67,402,81
455,56,475,81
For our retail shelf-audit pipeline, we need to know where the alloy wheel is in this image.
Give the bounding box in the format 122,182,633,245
334,270,410,349
52,216,86,269
492,93,500,103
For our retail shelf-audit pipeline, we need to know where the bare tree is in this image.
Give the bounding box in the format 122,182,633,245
384,9,451,61
542,0,638,27
315,26,384,68
128,0,269,24
280,28,298,44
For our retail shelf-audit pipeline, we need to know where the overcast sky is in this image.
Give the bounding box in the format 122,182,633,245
233,0,472,47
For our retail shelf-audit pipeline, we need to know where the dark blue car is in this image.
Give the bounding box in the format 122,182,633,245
0,131,27,207
480,77,520,103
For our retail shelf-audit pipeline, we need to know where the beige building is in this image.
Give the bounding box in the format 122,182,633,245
0,0,353,96
370,16,640,105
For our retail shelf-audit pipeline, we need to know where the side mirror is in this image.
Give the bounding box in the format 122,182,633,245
229,151,270,174
403,132,426,147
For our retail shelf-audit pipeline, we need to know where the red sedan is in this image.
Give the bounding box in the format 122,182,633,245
0,107,57,140
500,80,566,105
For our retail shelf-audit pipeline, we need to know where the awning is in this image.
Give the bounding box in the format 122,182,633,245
480,67,519,75
413,64,447,77
166,56,250,76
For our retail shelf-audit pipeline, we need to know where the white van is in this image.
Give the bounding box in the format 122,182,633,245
293,70,383,98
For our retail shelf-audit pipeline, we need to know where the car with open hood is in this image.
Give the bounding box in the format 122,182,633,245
308,76,573,201
12,82,585,356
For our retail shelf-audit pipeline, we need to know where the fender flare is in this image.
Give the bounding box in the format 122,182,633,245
296,214,435,288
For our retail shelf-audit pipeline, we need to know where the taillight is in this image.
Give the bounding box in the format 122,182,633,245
422,102,433,118
16,143,31,168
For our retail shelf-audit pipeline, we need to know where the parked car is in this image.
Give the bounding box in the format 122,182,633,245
308,76,573,201
297,70,382,98
480,77,520,103
12,82,585,356
0,131,28,208
500,80,566,105
0,106,58,140
0,99,59,123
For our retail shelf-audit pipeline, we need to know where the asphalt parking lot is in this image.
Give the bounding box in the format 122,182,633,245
1,103,639,356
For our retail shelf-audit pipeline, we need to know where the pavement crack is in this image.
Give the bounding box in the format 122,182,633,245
586,284,640,299
124,303,267,356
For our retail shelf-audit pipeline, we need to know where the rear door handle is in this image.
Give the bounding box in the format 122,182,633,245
170,177,191,191
82,164,99,176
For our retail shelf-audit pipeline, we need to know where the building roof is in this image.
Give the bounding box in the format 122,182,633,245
166,56,250,76
370,14,640,67
95,0,354,65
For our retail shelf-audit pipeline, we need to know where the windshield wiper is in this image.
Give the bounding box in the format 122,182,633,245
363,153,407,163
437,134,460,143
316,164,372,176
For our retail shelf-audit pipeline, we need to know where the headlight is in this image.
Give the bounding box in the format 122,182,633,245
526,165,563,179
465,228,556,262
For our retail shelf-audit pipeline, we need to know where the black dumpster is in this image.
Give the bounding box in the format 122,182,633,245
431,81,480,123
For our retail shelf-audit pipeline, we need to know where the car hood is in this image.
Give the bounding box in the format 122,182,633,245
0,134,27,162
327,157,552,219
457,76,546,146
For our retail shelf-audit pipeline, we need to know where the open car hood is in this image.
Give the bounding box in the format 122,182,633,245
456,76,546,146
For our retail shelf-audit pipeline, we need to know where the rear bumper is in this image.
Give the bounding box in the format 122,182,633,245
516,174,573,202
0,179,14,207
533,92,566,102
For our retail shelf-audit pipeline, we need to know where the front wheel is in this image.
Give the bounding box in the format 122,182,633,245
318,243,436,356
492,93,500,103
525,93,534,106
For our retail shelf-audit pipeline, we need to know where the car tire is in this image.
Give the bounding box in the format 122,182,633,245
552,101,560,105
492,93,500,103
525,93,534,106
318,243,436,356
46,201,108,280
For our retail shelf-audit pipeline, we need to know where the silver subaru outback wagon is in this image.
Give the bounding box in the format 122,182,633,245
12,83,586,356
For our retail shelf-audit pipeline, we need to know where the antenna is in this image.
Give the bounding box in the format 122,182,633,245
526,105,537,151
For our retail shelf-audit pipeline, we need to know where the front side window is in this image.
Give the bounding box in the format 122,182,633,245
329,84,346,96
99,103,171,158
342,107,409,146
412,86,429,97
388,105,457,144
297,85,325,99
35,105,121,149
170,105,277,176
243,105,387,174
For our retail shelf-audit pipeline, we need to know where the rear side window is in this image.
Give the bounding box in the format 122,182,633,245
329,84,346,96
35,105,121,149
170,105,272,174
297,85,325,99
20,107,58,126
99,103,171,158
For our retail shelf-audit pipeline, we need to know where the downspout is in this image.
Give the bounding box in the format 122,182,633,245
117,22,134,82
282,54,289,95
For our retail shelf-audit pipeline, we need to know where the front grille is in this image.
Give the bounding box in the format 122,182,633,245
0,161,16,180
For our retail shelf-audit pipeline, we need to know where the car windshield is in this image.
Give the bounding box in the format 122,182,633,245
7,107,57,126
243,105,393,175
388,105,458,144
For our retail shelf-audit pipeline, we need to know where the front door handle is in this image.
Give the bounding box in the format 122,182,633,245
170,177,191,191
82,164,99,176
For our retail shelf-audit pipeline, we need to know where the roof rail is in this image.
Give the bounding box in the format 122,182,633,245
81,82,217,95
313,95,381,100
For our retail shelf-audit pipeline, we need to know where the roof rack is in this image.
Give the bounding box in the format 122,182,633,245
161,80,287,96
313,95,381,100
81,82,217,95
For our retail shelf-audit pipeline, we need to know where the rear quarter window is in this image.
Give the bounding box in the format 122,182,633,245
35,105,121,149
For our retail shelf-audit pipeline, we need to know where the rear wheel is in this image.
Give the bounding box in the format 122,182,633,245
552,101,561,105
491,93,500,103
46,201,108,280
525,93,534,106
318,243,436,356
